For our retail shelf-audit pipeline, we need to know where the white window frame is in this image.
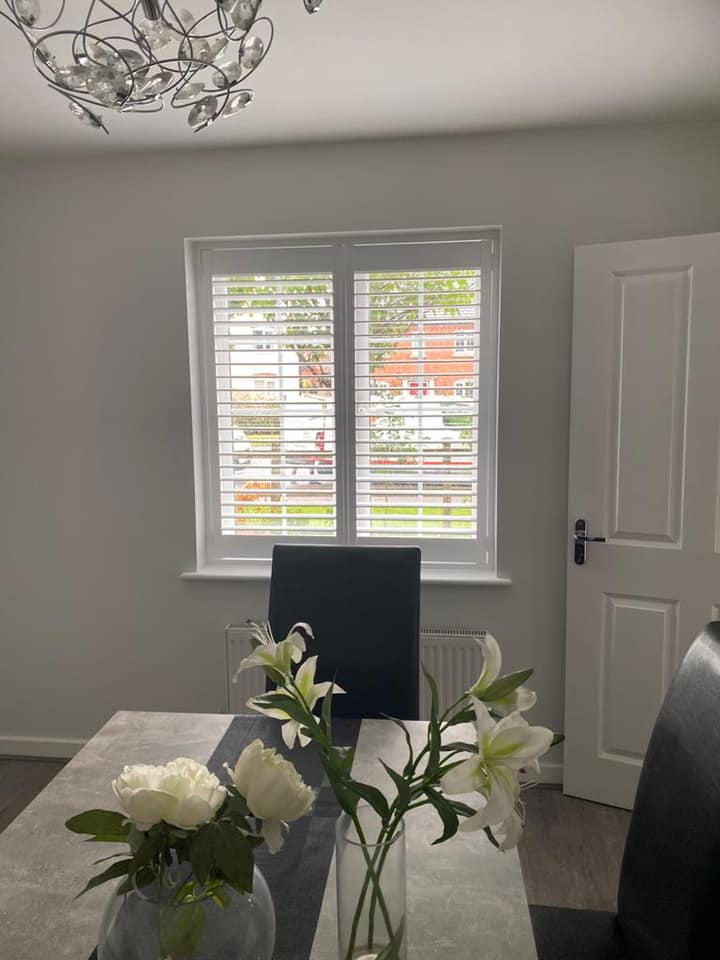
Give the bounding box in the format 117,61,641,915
185,228,501,581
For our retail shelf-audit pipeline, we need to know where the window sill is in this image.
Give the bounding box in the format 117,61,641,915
180,563,512,586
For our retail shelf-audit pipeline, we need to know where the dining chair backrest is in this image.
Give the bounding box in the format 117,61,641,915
616,621,720,959
268,544,421,719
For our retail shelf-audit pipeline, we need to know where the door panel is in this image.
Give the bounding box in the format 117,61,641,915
600,594,676,762
565,233,720,808
609,269,690,544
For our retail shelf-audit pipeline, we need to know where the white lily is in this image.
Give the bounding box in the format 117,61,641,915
468,633,537,715
440,698,553,848
233,621,311,681
248,655,345,749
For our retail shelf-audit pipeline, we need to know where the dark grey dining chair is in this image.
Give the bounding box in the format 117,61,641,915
530,620,720,960
267,544,421,719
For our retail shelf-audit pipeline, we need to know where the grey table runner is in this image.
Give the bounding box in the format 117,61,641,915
89,715,360,960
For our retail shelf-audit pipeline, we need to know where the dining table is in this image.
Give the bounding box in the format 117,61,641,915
0,711,538,960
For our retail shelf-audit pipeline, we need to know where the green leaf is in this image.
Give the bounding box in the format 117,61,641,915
264,666,286,687
212,821,254,893
189,825,215,884
423,787,460,845
440,740,479,754
379,760,411,812
225,792,252,818
127,825,146,855
92,852,130,865
82,833,131,843
375,917,405,960
253,693,313,729
159,901,205,959
66,810,130,838
321,671,337,737
422,663,440,722
347,779,390,823
324,744,354,777
116,865,154,896
75,858,134,898
551,732,565,747
131,833,162,870
447,798,477,818
320,756,358,815
330,780,359,816
422,664,442,774
446,706,476,726
212,883,232,909
381,714,415,776
481,669,534,703
484,825,500,849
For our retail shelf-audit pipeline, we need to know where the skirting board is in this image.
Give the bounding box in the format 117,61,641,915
0,735,86,760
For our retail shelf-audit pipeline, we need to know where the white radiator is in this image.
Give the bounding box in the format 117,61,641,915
225,624,485,719
418,627,485,717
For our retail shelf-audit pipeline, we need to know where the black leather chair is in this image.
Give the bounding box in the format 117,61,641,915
530,621,720,960
267,544,421,719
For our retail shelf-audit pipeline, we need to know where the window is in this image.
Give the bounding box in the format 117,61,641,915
187,229,500,577
406,379,432,397
252,327,274,349
454,331,474,354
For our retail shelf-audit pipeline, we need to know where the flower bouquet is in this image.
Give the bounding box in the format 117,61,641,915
66,742,314,959
237,621,561,960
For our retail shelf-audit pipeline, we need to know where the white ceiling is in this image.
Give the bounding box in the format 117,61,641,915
1,0,720,154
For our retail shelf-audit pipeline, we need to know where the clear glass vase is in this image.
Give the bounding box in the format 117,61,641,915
97,865,275,960
335,805,407,960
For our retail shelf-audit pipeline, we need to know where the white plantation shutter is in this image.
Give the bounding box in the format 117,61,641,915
188,232,498,574
353,270,481,543
209,264,338,549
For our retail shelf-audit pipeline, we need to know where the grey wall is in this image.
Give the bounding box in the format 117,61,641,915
1,121,719,755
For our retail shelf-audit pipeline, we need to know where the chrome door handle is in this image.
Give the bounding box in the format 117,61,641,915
574,518,606,565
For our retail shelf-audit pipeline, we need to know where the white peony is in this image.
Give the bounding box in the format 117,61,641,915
227,739,314,853
112,758,226,832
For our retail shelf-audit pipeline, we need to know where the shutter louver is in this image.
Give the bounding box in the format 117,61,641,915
353,270,481,540
212,272,337,537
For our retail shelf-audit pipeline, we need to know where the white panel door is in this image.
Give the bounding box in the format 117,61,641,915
564,233,720,809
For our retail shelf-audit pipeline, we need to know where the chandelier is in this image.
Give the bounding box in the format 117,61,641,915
0,0,324,133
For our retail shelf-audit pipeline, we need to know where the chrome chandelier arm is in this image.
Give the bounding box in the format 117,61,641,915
1,0,325,133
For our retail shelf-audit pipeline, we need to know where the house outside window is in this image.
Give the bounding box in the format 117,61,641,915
254,376,277,393
454,331,475,354
186,229,500,579
407,379,432,398
409,333,425,358
252,328,273,349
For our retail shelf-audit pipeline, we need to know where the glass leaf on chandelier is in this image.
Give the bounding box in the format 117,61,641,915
16,0,41,27
223,89,254,117
187,95,219,130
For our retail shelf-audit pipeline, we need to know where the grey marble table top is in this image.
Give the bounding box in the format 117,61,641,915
0,711,538,960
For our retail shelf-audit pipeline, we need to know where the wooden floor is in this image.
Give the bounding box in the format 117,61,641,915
0,759,631,911
0,757,68,834
519,784,631,911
